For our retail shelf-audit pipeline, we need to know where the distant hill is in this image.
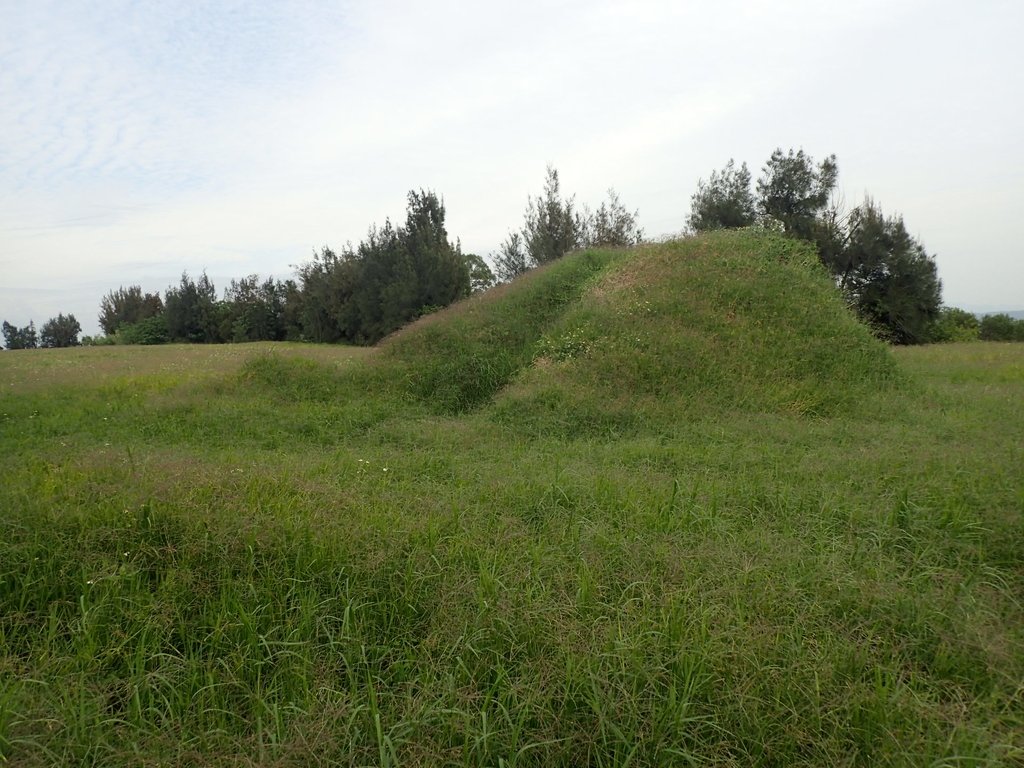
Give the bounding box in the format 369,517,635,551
976,309,1024,319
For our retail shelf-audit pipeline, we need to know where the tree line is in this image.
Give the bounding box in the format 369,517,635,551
4,175,641,350
686,148,1024,344
92,190,477,347
3,157,1021,350
2,315,82,349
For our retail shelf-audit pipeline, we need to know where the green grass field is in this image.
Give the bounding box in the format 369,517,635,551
2,231,1022,766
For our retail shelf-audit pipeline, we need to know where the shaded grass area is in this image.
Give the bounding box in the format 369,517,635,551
1,233,1022,765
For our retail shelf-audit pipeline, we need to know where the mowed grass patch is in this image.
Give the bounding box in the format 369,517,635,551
1,234,1022,766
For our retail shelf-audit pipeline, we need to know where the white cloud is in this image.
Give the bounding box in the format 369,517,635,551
1,0,1022,336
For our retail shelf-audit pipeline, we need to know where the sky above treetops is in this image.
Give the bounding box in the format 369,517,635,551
2,0,1021,334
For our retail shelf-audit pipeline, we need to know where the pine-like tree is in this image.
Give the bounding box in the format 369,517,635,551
756,148,838,241
2,320,38,349
523,166,586,266
688,159,756,232
98,286,163,336
838,199,942,345
40,313,82,347
588,189,644,246
164,272,222,343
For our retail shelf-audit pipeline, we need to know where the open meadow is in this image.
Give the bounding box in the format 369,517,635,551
2,232,1022,766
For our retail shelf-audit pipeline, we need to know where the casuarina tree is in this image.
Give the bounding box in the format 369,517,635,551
40,313,82,347
522,166,587,266
688,159,757,232
756,148,838,241
587,189,644,247
98,286,163,336
2,320,37,349
837,199,942,345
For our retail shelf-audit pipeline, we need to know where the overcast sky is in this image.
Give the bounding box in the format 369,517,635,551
2,0,1021,336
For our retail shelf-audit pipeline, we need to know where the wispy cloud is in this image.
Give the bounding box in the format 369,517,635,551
1,0,1022,334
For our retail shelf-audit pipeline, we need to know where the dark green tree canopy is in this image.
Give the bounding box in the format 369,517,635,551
294,190,470,345
756,148,838,241
403,190,470,312
354,219,418,342
979,313,1024,341
223,275,287,343
90,188,470,347
99,285,163,336
40,313,82,348
2,320,37,350
164,271,222,343
688,159,757,232
839,199,942,345
295,246,362,344
118,314,170,345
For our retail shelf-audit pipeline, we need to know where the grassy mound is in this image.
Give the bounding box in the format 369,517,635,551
493,230,899,433
237,247,622,417
245,230,897,430
378,246,625,413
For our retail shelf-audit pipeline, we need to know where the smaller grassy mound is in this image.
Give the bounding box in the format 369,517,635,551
374,247,626,413
492,230,900,433
236,248,624,419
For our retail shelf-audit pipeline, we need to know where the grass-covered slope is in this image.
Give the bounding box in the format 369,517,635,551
2,233,1022,766
333,229,898,430
236,245,623,419
493,230,899,432
380,245,626,414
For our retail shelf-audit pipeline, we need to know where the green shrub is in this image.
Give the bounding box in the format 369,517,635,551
116,314,170,345
930,306,980,342
81,334,116,346
979,313,1024,341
